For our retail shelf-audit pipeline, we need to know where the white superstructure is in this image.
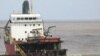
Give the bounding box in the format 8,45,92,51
8,0,45,41
10,14,44,41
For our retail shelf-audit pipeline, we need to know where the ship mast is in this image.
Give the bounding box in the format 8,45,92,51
30,0,33,13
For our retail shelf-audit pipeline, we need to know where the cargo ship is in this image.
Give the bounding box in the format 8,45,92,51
1,0,67,56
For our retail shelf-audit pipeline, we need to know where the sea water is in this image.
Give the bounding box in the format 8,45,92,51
1,21,100,56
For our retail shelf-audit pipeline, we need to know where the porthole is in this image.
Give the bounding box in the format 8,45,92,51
33,24,35,26
25,31,27,33
25,24,27,26
38,24,40,26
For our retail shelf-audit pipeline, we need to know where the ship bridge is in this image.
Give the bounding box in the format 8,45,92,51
10,14,44,41
11,14,42,23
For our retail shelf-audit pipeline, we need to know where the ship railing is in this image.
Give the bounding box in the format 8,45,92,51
26,49,67,56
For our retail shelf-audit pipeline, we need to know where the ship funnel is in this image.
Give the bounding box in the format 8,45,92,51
22,0,30,14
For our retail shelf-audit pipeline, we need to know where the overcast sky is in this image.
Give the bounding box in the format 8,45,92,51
0,0,100,21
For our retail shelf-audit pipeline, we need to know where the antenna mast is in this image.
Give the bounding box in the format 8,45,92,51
30,0,33,13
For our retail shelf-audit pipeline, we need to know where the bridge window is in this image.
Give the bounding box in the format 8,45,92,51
29,17,32,20
21,18,24,20
33,17,37,20
17,18,20,20
25,17,28,20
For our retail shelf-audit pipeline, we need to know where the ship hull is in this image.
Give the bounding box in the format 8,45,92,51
4,37,67,56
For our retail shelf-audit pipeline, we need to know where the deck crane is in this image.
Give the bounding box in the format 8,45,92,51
0,19,11,41
0,19,10,31
44,26,56,37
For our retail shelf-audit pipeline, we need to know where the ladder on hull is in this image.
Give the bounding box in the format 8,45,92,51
15,43,27,56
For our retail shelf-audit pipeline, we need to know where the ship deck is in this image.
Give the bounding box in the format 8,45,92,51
4,37,67,56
